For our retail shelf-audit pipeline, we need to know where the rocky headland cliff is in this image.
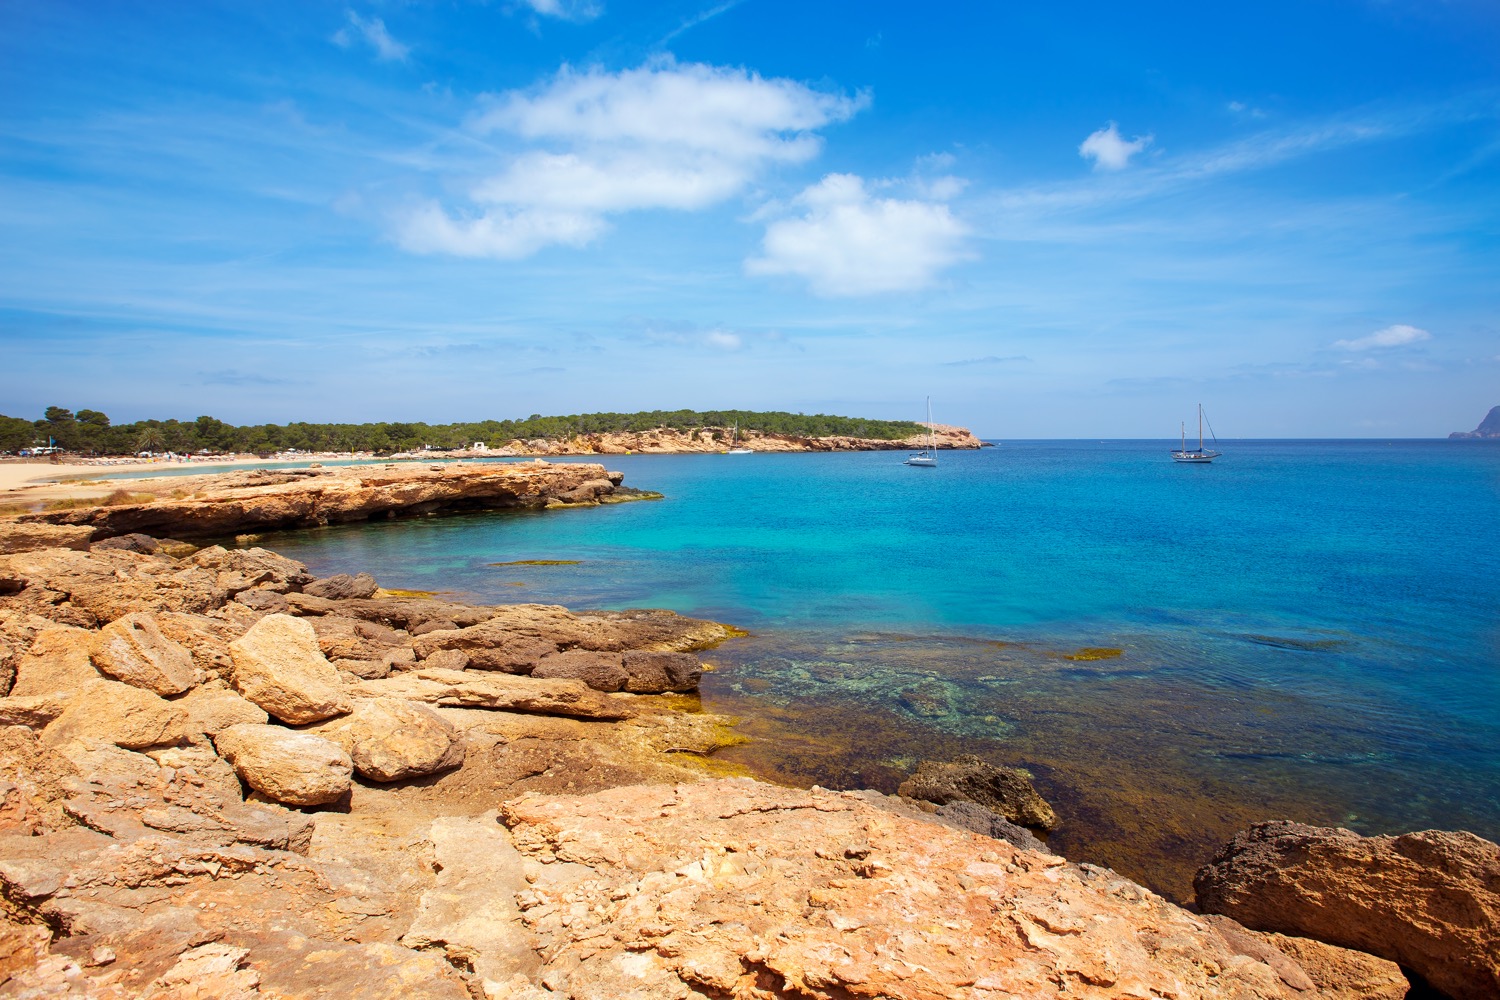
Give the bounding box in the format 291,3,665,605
421,423,985,458
0,465,1493,999
1449,405,1500,439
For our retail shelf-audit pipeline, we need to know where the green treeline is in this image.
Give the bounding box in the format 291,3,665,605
0,407,924,456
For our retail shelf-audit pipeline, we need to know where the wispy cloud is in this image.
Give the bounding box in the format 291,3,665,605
520,0,604,23
332,11,409,62
200,369,294,386
943,355,1031,367
660,0,744,44
1334,323,1431,351
746,173,970,296
1079,122,1151,171
396,59,867,259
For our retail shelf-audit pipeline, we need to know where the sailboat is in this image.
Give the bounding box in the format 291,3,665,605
725,421,753,455
904,398,939,467
1171,404,1221,463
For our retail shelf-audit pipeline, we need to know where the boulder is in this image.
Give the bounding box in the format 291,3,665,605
531,650,628,692
177,683,269,736
233,588,288,614
1194,821,1500,1000
310,698,465,782
304,573,379,600
90,612,198,695
308,615,410,661
89,532,160,554
898,754,1060,830
621,649,703,693
414,626,557,674
0,694,70,729
189,545,313,595
228,613,350,724
213,723,353,807
42,679,190,750
1257,931,1408,999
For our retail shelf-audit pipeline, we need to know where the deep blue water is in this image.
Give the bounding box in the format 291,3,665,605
263,440,1500,895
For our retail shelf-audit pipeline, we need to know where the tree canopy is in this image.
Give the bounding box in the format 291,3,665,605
0,408,924,455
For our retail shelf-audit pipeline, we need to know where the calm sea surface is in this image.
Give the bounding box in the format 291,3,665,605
263,440,1500,899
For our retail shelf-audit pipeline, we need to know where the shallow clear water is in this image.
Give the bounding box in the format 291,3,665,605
264,440,1500,898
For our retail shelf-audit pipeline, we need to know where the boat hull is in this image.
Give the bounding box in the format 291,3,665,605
1171,450,1220,463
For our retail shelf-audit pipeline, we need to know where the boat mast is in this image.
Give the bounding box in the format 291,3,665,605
1198,404,1204,451
1180,421,1186,452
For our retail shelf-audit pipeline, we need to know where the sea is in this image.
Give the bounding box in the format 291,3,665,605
256,440,1500,901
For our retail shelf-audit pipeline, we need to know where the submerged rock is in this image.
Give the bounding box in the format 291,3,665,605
898,753,1060,830
1195,820,1500,1000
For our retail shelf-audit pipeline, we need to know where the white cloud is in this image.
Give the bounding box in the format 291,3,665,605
398,60,866,258
333,11,409,62
1333,324,1432,351
521,0,603,22
746,173,970,296
1079,122,1151,171
704,329,743,350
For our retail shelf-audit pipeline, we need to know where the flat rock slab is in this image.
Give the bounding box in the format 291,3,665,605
347,668,635,720
498,779,1306,1000
0,522,94,555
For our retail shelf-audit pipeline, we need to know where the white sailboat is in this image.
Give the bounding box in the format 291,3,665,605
904,398,938,467
1171,404,1221,463
725,421,753,454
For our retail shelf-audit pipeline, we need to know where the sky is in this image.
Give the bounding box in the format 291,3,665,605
1,0,1498,437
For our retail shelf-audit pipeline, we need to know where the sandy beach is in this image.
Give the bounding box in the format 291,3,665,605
0,455,373,502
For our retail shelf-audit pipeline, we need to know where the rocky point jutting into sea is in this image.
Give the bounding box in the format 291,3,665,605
0,461,1495,998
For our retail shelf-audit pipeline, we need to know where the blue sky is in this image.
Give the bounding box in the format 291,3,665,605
1,0,1497,437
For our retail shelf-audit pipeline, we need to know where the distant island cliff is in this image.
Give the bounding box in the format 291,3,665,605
1449,405,1500,439
433,422,985,457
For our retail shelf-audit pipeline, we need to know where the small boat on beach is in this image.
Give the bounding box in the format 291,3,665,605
905,398,938,467
1172,404,1221,463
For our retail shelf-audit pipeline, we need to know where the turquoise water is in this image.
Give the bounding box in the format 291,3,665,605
264,441,1500,897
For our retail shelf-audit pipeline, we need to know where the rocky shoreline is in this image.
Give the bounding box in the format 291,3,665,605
0,463,1494,999
421,423,986,457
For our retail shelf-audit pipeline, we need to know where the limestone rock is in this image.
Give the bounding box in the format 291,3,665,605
229,613,350,724
304,572,379,600
422,648,469,671
531,649,628,691
348,668,634,720
177,682,269,736
621,649,703,693
414,625,557,674
214,723,353,807
933,799,1053,854
309,614,409,661
498,779,1296,1000
1260,931,1409,999
10,624,102,697
43,679,190,750
898,753,1060,830
0,522,94,554
189,545,312,595
400,813,537,982
89,532,161,554
232,587,288,613
0,546,227,625
1194,820,1500,1000
311,698,465,782
90,612,199,695
0,693,70,729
